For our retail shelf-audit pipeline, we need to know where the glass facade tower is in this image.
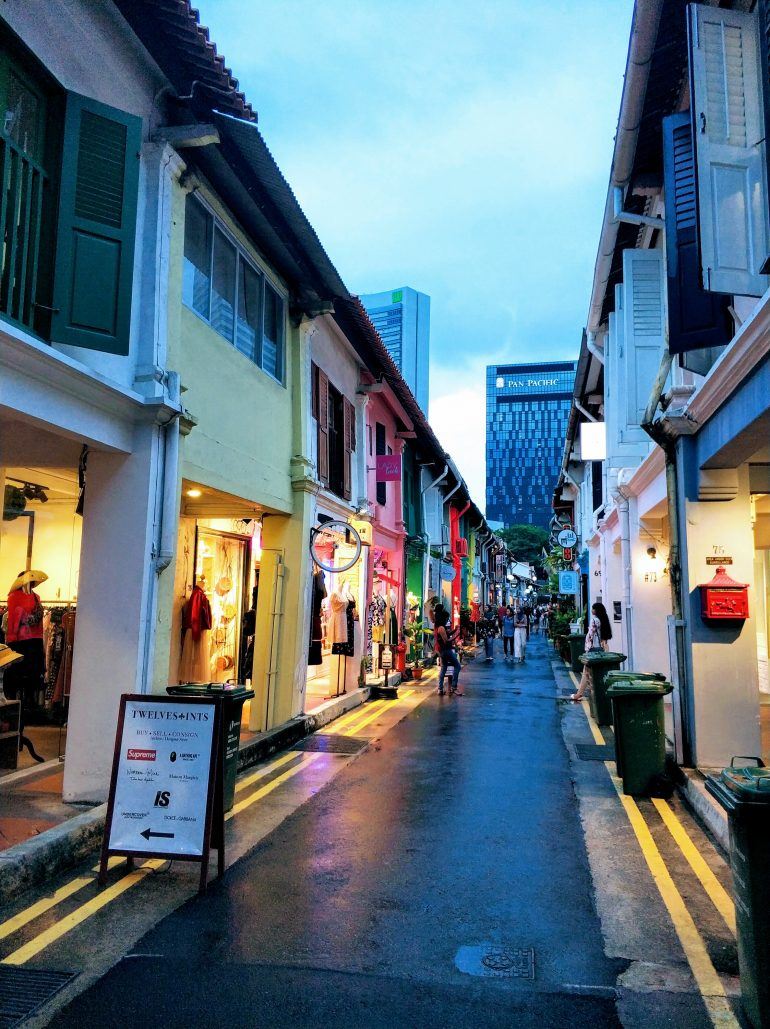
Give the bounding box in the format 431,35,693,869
360,287,430,413
486,361,576,528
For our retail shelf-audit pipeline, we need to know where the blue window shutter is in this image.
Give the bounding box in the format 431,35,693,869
51,92,141,355
662,111,731,357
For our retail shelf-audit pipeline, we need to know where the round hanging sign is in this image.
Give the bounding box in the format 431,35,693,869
557,527,578,549
309,520,362,573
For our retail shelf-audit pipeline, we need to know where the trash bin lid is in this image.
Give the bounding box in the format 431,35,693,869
578,651,627,666
606,679,672,697
719,766,770,801
167,683,255,701
605,671,666,684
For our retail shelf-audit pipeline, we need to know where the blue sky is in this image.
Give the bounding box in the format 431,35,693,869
208,0,633,507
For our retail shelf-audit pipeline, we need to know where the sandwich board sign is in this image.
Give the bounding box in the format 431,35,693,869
99,695,223,893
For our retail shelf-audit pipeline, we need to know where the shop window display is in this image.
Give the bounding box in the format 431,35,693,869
306,524,365,710
0,469,82,771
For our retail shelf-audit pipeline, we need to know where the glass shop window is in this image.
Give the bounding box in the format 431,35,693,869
182,193,286,383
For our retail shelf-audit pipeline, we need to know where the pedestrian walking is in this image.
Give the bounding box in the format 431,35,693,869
513,605,528,662
570,602,612,701
434,604,462,696
501,606,515,659
479,604,497,662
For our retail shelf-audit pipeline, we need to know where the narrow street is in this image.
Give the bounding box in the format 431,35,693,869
1,636,741,1028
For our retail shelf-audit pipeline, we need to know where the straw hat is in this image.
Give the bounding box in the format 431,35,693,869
0,645,22,670
9,569,47,593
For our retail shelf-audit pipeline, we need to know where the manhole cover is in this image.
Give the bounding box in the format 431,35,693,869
0,968,78,1027
293,734,367,755
455,943,536,980
574,743,615,761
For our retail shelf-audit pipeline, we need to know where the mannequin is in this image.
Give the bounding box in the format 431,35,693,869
179,583,212,683
5,570,47,762
331,578,355,657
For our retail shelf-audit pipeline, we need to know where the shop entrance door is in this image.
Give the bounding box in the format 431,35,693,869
194,528,250,684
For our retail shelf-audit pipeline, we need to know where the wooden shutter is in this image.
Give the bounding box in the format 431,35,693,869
342,399,353,501
663,111,731,355
621,249,666,443
311,362,319,420
688,4,768,296
375,422,386,506
51,92,141,354
317,369,329,486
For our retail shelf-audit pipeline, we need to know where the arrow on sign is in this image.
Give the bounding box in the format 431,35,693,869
140,828,175,841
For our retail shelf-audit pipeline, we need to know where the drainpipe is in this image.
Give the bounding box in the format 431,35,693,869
615,486,634,669
575,400,598,423
156,371,182,572
641,346,691,764
586,332,605,366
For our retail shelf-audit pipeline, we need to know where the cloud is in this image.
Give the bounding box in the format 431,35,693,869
206,0,633,513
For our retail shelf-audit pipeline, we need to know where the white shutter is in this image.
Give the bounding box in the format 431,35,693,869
621,249,666,444
689,4,769,296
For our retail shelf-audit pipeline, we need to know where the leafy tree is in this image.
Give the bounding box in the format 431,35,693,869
497,524,549,571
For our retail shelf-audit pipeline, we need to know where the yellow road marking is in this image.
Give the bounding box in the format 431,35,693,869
652,798,736,936
2,860,167,966
342,688,416,737
609,776,737,1027
324,699,388,734
226,753,320,821
235,751,300,794
0,877,92,943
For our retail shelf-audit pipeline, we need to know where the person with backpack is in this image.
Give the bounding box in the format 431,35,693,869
434,604,462,696
501,606,515,660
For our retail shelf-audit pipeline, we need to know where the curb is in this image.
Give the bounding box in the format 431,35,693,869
0,687,372,907
676,768,729,854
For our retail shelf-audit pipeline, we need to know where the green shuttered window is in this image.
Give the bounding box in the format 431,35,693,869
51,92,141,355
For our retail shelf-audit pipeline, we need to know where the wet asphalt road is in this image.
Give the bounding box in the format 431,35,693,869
50,635,623,1027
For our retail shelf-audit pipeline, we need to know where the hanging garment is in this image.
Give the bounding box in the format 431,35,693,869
332,600,355,656
6,589,44,643
179,586,213,683
309,571,326,665
52,611,76,703
327,590,350,647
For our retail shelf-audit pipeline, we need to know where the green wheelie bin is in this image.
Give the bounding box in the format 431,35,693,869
605,678,672,796
605,671,666,777
167,683,254,812
578,651,627,726
567,633,585,675
706,763,770,1029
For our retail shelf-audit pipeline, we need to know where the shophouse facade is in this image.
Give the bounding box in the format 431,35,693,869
555,0,770,769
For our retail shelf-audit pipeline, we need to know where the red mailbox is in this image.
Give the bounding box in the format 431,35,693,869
699,566,749,621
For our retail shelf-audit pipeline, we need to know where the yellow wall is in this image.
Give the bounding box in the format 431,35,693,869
153,179,302,726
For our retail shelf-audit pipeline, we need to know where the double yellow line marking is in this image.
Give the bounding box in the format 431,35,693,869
567,667,738,1028
0,687,421,967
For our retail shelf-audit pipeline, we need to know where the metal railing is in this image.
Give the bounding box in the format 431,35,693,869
0,131,48,334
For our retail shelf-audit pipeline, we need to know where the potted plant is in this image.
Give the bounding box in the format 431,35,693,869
404,619,426,678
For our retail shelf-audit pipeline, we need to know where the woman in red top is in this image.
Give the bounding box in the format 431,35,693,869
5,570,47,763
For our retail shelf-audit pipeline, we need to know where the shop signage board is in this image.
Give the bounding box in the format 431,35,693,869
99,695,223,894
706,556,733,565
375,454,402,481
440,560,457,583
558,570,579,595
557,527,577,549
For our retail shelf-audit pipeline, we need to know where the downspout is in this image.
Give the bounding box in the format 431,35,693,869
586,332,605,365
615,485,634,669
156,370,182,572
575,400,597,423
641,346,691,763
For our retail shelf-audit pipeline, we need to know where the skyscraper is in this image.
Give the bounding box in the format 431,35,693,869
486,360,576,528
360,287,430,412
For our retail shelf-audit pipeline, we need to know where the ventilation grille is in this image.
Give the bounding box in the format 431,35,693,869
75,111,127,227
703,20,747,148
631,261,662,336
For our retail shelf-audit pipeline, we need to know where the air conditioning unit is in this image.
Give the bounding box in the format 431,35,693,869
454,538,469,558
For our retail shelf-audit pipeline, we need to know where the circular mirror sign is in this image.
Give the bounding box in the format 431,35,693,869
309,520,362,573
557,527,578,549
